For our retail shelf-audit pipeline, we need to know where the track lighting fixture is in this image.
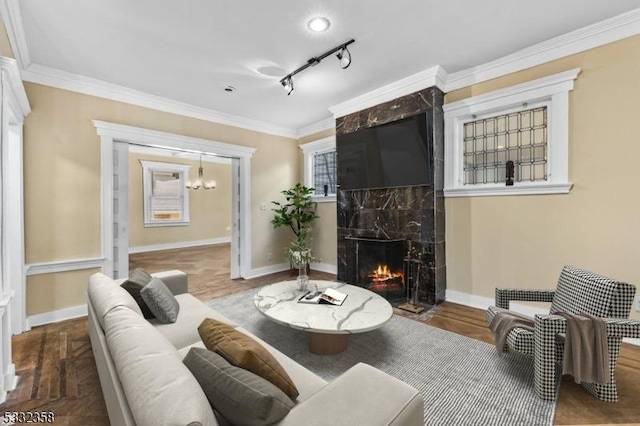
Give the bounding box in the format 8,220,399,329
279,39,355,95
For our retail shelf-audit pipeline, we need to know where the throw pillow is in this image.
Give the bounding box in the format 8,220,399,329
120,268,155,319
140,276,180,323
198,318,299,400
183,348,294,426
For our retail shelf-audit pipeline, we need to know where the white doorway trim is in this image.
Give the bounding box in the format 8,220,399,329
0,57,30,404
92,120,255,279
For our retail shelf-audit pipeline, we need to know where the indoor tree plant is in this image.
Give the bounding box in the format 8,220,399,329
271,183,319,287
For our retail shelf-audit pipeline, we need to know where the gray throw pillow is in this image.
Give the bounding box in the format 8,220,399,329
120,268,155,319
183,348,294,426
140,276,180,323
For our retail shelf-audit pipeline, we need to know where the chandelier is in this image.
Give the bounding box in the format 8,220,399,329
186,155,216,190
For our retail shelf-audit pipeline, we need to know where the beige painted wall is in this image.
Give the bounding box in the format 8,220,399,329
23,83,298,315
445,35,640,319
128,153,232,248
0,17,15,59
297,128,338,268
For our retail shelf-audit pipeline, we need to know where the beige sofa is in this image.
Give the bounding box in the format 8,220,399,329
87,270,424,426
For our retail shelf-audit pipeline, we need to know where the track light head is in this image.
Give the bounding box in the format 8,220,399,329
336,45,351,69
281,76,294,95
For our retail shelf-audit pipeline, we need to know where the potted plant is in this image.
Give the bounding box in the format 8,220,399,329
271,183,318,238
284,226,317,267
271,183,319,282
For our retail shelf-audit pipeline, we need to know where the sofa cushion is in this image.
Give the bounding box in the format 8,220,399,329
277,363,424,426
141,276,180,323
184,348,294,426
198,318,299,400
120,268,155,319
152,294,237,350
104,305,216,426
88,273,143,328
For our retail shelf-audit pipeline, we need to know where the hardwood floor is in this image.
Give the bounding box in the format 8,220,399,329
2,244,639,425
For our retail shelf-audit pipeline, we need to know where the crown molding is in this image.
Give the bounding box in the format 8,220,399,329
329,65,447,119
296,116,335,138
0,0,30,69
23,63,299,139
445,7,640,92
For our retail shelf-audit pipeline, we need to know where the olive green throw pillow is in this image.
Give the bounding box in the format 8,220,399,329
198,318,299,400
183,348,294,426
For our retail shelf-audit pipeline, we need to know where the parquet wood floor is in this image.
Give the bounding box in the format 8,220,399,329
2,244,638,425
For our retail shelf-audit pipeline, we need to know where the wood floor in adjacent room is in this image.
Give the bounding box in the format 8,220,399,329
2,244,639,425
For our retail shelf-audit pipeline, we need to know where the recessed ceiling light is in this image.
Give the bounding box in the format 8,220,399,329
307,17,330,32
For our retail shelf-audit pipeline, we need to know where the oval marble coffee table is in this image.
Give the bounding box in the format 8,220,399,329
254,280,392,355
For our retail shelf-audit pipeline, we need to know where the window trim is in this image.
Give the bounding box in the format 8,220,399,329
443,68,580,197
140,160,191,227
300,136,336,203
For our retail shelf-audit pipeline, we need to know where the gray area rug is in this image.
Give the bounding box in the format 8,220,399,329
208,290,557,426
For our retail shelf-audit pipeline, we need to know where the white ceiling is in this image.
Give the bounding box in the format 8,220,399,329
9,1,640,133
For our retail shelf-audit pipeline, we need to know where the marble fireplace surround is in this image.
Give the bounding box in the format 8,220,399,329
336,86,446,306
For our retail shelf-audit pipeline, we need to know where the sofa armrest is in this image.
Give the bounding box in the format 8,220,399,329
277,363,423,426
151,270,188,295
495,288,555,309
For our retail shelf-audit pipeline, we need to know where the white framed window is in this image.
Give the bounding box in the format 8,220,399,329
300,136,336,202
140,160,191,226
443,68,580,197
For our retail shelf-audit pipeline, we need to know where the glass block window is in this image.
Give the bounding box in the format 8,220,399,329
313,150,336,196
444,69,578,197
463,107,547,185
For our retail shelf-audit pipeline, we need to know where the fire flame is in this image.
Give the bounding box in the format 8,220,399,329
368,264,404,284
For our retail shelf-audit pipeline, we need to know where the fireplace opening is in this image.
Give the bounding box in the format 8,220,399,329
346,237,406,303
367,264,404,293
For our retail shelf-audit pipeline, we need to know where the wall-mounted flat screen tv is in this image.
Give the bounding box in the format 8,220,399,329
337,113,432,190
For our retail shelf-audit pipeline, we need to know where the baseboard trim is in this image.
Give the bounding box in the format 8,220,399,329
311,262,337,275
28,305,87,328
129,237,231,254
244,263,290,279
445,289,640,347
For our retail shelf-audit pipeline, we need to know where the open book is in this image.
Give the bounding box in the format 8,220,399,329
298,288,348,306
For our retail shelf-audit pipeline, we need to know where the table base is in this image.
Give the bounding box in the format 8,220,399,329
307,332,349,355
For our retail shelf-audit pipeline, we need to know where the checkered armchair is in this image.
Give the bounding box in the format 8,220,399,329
485,265,639,402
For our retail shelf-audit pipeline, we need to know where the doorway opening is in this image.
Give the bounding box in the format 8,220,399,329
93,120,256,280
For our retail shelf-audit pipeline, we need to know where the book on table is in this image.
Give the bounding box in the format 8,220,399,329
298,288,348,306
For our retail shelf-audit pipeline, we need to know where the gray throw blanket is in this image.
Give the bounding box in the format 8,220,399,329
489,311,535,354
490,311,610,384
557,312,610,384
